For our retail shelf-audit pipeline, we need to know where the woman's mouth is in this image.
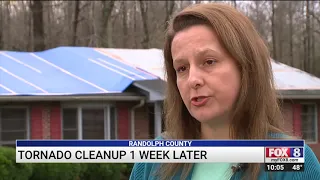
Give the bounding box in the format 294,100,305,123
191,96,209,107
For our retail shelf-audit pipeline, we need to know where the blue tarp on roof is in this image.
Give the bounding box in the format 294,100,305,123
0,47,158,95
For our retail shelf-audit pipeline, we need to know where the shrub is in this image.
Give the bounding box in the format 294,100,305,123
80,163,123,180
29,163,83,180
0,147,33,180
121,163,134,179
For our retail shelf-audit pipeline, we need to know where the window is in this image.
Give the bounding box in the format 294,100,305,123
301,104,318,143
62,108,78,139
62,105,117,140
0,108,28,147
82,109,104,139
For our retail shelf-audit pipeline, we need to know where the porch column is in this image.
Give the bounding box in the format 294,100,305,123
77,106,82,140
154,101,162,137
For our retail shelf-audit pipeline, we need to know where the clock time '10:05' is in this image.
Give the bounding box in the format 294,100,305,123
265,164,284,171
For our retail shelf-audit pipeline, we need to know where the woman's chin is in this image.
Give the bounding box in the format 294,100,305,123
193,116,216,124
192,112,227,124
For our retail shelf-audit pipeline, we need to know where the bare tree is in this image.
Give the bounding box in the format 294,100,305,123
122,1,128,48
71,1,80,46
30,1,45,51
164,1,175,31
310,12,320,35
232,0,237,9
0,1,3,49
304,0,310,71
288,1,294,66
311,1,316,73
139,0,150,49
3,1,11,50
133,2,138,48
271,1,277,61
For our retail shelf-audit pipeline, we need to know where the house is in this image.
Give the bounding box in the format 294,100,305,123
0,47,319,161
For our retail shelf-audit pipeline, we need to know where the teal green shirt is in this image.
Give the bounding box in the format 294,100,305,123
130,134,320,180
192,163,234,180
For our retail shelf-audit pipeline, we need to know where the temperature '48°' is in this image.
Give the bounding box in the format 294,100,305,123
292,164,303,171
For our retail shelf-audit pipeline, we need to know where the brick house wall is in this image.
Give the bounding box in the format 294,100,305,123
28,101,142,140
50,101,151,140
114,102,150,140
280,101,294,135
133,104,151,139
30,105,43,139
30,103,59,139
30,103,55,139
282,100,320,160
50,105,61,139
3,101,150,141
117,104,130,139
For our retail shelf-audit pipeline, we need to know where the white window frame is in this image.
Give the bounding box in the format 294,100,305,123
300,103,318,144
61,103,117,140
0,106,30,146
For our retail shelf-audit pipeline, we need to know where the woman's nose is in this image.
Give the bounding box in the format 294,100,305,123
188,67,204,89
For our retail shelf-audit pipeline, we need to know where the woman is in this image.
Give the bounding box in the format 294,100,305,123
130,3,320,180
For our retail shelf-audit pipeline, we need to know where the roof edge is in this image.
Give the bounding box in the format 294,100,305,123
278,90,320,99
0,94,145,102
133,80,165,102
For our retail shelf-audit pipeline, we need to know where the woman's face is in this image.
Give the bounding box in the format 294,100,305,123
171,25,241,124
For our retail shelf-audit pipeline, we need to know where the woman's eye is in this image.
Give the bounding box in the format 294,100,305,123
176,66,186,73
205,59,216,65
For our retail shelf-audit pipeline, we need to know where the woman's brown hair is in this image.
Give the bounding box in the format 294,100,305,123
159,2,287,180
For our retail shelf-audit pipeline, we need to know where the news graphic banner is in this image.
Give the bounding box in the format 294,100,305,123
16,139,305,171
